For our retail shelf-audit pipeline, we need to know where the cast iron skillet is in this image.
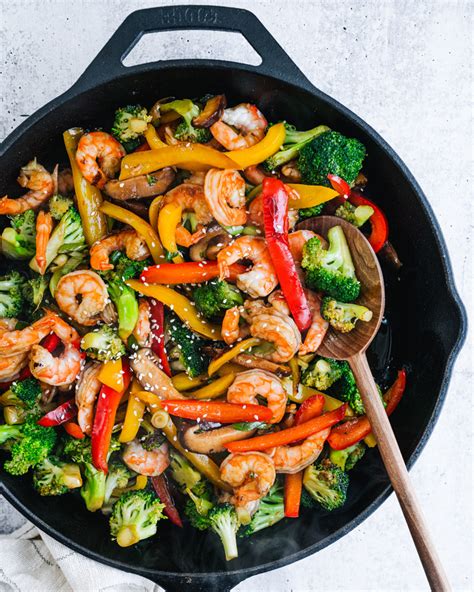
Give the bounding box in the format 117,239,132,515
0,6,467,591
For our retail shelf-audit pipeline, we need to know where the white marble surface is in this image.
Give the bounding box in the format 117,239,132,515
0,1,472,590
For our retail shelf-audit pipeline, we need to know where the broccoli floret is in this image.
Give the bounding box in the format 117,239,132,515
303,459,349,511
22,275,49,315
329,442,366,471
49,194,74,220
239,481,285,536
301,357,343,391
169,449,201,491
0,377,41,410
110,490,166,547
0,271,26,318
29,207,85,274
49,251,85,296
208,503,239,561
301,226,361,302
112,105,151,152
327,361,366,415
80,326,125,361
321,296,372,333
193,279,243,320
167,314,209,377
263,123,329,172
298,130,366,186
140,430,166,452
32,455,82,496
1,210,36,260
161,99,211,143
335,201,374,228
0,413,57,475
100,251,150,341
298,203,325,220
170,450,214,515
185,498,212,530
104,460,133,504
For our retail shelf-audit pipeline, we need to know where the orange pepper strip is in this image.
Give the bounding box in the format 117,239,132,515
284,472,303,518
63,421,85,440
287,184,339,209
226,123,286,169
161,399,273,423
140,261,247,285
98,358,124,392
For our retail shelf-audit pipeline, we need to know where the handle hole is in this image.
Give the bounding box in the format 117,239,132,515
122,30,262,67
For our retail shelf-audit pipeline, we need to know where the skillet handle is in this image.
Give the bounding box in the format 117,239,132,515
73,5,309,90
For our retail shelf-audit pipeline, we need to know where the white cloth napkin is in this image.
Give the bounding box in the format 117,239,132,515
0,522,163,592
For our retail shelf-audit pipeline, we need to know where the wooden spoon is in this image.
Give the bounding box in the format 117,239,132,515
298,216,450,591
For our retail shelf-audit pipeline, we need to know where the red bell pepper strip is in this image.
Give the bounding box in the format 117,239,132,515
262,177,312,332
348,192,388,253
293,394,325,426
140,261,246,285
37,398,77,427
11,334,61,385
151,475,183,527
91,360,132,473
327,369,406,450
63,421,85,439
161,400,273,424
327,174,351,198
148,298,172,377
226,405,347,452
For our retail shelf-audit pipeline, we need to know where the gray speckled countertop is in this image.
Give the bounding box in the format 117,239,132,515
1,1,472,590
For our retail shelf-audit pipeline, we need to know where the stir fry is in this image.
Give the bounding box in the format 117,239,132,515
0,95,406,560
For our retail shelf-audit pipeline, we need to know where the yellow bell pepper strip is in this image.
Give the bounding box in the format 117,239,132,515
119,380,145,443
129,475,148,490
226,123,286,169
208,337,261,376
98,358,124,392
144,124,167,149
126,280,221,340
364,433,378,448
63,128,107,245
162,416,232,492
287,184,339,209
217,362,243,376
157,202,184,263
288,358,300,398
100,201,164,263
149,196,163,230
171,373,207,391
119,144,239,180
135,390,162,411
191,373,236,400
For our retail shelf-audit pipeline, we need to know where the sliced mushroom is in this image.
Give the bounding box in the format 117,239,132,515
233,353,291,375
104,168,175,200
150,97,175,126
130,348,185,399
192,94,227,128
180,423,256,454
108,197,149,219
189,227,233,261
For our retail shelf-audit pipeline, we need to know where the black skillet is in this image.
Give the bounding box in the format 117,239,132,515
0,6,467,592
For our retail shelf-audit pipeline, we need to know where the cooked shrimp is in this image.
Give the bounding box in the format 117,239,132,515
57,168,74,195
210,103,267,150
220,452,276,506
222,306,248,345
217,236,278,298
247,307,301,363
163,182,213,246
0,352,29,381
75,361,102,435
299,290,329,355
248,192,298,230
0,314,55,356
46,311,81,345
133,299,151,346
122,439,170,477
227,370,287,424
268,428,330,473
0,160,56,214
35,211,53,275
90,229,150,271
75,131,126,189
55,270,108,326
204,169,247,227
29,342,83,386
267,290,290,315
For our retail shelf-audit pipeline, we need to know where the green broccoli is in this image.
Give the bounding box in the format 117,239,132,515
209,504,240,561
301,357,343,391
298,130,366,186
329,442,366,471
80,326,125,361
104,460,133,504
0,271,26,318
327,361,366,415
170,450,214,515
298,203,325,221
169,448,201,490
0,377,41,410
49,194,74,220
301,226,361,302
110,490,166,547
263,123,330,172
303,459,349,511
335,201,374,228
185,498,212,530
1,210,36,260
0,413,57,475
29,207,85,274
239,481,285,536
22,275,49,315
167,314,209,377
321,296,372,333
193,279,243,320
49,251,85,296
32,456,82,496
100,251,150,341
160,99,211,143
111,105,151,152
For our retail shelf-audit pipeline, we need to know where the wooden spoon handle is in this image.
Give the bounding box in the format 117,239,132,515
349,352,451,591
